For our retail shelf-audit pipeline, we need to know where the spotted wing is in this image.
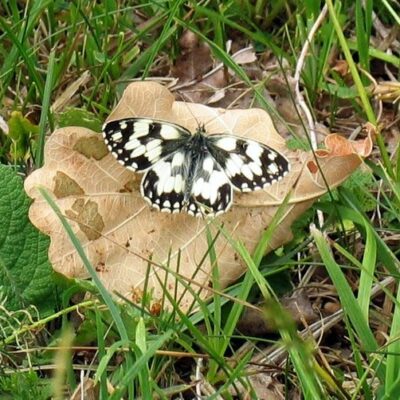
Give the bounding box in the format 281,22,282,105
207,135,290,192
102,118,190,172
187,155,233,217
140,150,189,213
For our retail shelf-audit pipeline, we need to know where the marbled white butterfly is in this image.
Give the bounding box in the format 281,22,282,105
102,118,290,217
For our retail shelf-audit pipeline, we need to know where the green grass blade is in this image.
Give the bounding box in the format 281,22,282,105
355,0,370,76
385,283,400,397
135,317,151,398
0,0,51,99
193,5,283,56
325,0,393,176
95,339,128,383
141,0,184,78
346,40,400,67
232,246,325,398
38,187,129,342
252,192,292,266
312,226,383,380
95,305,109,400
325,0,374,122
0,15,44,99
357,220,377,320
108,329,173,400
381,0,400,25
36,50,56,167
319,192,400,276
213,196,325,397
345,315,374,400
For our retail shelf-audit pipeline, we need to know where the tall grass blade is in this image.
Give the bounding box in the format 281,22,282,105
312,226,383,381
357,220,377,320
38,187,129,341
36,50,56,167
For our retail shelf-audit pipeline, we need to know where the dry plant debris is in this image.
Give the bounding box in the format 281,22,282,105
24,82,372,311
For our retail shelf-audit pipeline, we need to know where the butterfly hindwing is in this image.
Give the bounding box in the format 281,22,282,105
102,118,190,171
140,151,233,217
140,150,189,213
187,155,233,217
207,135,290,192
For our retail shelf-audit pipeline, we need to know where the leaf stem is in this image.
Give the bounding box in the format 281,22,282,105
2,300,96,346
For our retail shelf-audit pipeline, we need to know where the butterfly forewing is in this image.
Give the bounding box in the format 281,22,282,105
102,118,190,171
207,135,290,192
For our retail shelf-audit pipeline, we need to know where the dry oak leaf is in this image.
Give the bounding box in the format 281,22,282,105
24,82,372,311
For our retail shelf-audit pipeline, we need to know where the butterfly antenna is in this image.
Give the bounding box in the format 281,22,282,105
175,89,234,134
175,90,203,133
202,107,231,134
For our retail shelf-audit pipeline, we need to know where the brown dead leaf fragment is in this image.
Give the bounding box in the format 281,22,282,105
171,31,229,104
70,377,99,400
24,82,371,311
237,293,318,336
171,30,214,83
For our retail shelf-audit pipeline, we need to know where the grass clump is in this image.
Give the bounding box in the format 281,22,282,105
1,1,399,398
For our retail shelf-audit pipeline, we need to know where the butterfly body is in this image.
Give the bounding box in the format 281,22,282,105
103,117,290,217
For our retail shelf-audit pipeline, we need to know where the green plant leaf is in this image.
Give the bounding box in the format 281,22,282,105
0,164,55,312
7,111,39,160
0,370,52,400
56,108,102,132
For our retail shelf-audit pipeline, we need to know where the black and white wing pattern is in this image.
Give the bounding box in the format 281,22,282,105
102,118,190,171
138,150,232,217
103,118,290,218
207,135,290,192
140,150,189,214
187,154,233,217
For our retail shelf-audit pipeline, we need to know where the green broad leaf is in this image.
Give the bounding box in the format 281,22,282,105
56,108,102,132
341,170,377,212
321,82,359,99
75,314,98,345
122,45,140,66
0,164,56,312
7,111,39,160
93,50,107,63
286,136,310,151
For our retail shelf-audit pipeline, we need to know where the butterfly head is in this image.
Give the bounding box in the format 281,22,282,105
186,125,209,154
196,123,207,135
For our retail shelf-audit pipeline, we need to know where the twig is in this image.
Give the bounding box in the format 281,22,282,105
293,4,328,150
246,276,394,370
195,357,203,399
293,5,328,230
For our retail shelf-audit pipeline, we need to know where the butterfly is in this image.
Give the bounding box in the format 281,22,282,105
102,118,290,217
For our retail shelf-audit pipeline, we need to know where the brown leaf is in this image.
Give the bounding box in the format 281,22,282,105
51,70,91,113
247,375,284,400
331,59,349,77
24,82,371,311
70,377,98,400
231,46,257,65
171,32,213,83
237,293,318,336
175,69,228,104
229,374,284,400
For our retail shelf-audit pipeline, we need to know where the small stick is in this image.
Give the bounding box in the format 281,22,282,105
293,5,329,230
293,4,328,150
